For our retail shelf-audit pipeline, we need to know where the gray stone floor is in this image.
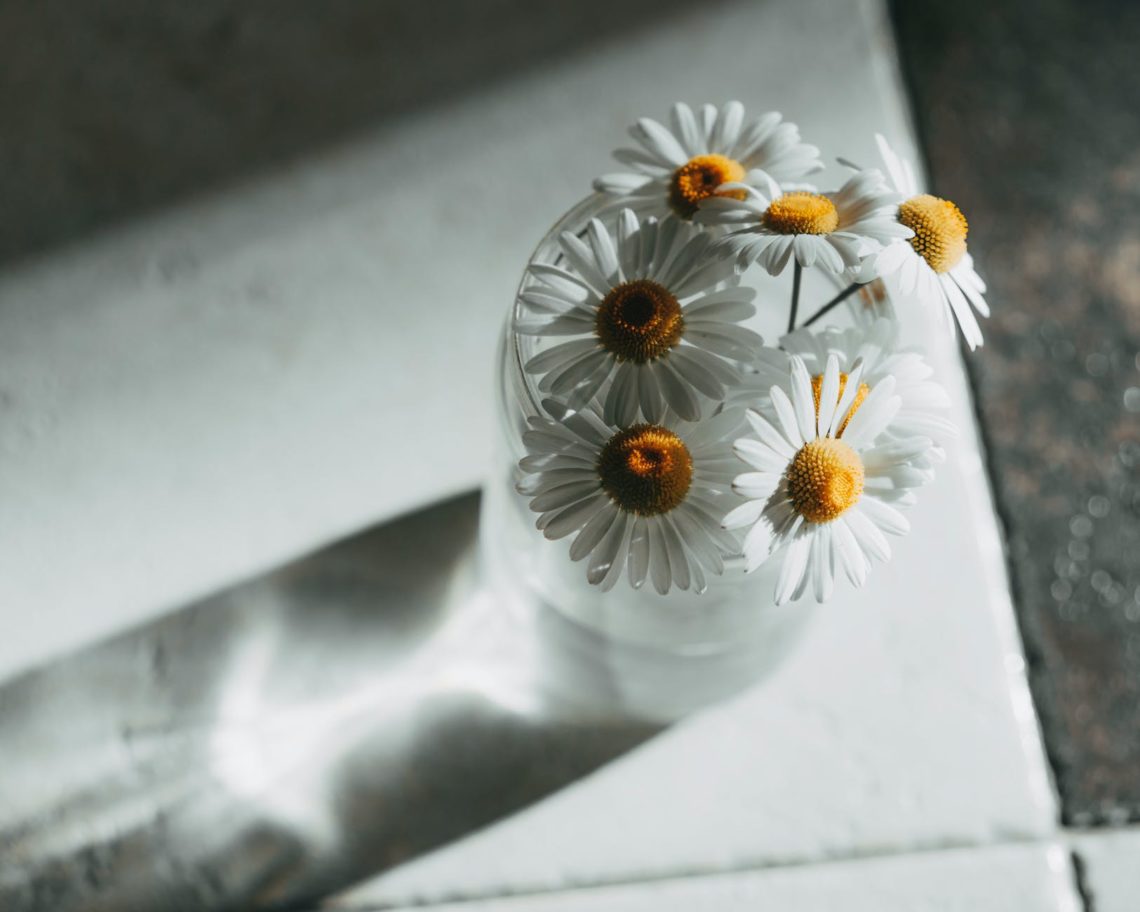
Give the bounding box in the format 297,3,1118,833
892,0,1140,827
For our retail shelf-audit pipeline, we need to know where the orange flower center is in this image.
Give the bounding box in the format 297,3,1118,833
669,154,747,218
597,424,693,516
786,438,865,524
595,279,684,363
897,193,968,273
763,192,839,235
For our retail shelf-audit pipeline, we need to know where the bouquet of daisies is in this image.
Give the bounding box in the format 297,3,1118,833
513,102,988,605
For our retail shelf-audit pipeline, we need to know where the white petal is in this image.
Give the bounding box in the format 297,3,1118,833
522,465,598,492
669,348,725,400
530,480,603,513
829,359,866,436
598,517,635,592
810,524,835,603
613,146,673,172
742,498,794,572
647,519,673,595
862,436,934,470
595,172,655,193
769,385,806,448
519,452,596,473
657,361,701,421
845,508,891,562
817,354,841,439
627,516,650,588
860,496,911,536
604,362,640,426
525,338,598,374
550,350,610,396
586,218,620,284
590,512,630,587
832,517,868,586
569,502,619,560
733,437,789,472
544,493,607,540
722,498,766,530
616,209,641,279
528,263,595,300
682,288,757,321
670,102,704,157
840,375,899,448
631,117,688,166
775,531,811,605
733,471,781,499
558,231,613,296
638,362,666,423
746,408,796,458
789,355,817,443
941,273,985,350
518,288,585,315
711,100,745,152
660,517,692,591
672,509,724,574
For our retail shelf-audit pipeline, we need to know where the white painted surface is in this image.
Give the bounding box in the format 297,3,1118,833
352,844,1080,912
1072,829,1140,912
0,0,1066,907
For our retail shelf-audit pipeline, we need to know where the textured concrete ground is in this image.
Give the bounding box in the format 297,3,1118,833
892,0,1140,825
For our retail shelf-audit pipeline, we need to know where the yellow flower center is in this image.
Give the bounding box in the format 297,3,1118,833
763,192,839,235
810,372,870,436
897,193,968,273
595,279,684,363
597,424,693,516
786,438,865,524
669,154,747,218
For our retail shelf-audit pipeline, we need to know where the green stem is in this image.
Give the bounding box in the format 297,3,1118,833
802,282,861,329
787,261,802,334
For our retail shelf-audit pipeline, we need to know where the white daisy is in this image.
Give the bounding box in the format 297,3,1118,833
593,101,823,220
781,318,955,468
518,404,744,594
516,210,764,424
871,133,989,350
697,169,912,277
724,354,939,604
732,317,956,483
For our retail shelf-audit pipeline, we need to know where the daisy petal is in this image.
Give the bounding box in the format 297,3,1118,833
769,385,806,448
860,495,911,536
569,502,619,561
775,531,811,605
627,516,650,588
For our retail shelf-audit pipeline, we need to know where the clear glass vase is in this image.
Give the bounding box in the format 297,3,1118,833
481,194,891,720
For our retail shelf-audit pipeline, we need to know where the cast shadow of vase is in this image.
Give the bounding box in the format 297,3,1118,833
0,488,811,911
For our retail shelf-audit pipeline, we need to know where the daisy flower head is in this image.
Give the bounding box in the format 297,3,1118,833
724,353,939,604
517,403,745,594
593,102,823,221
778,317,956,475
698,169,912,277
516,210,765,425
871,133,989,350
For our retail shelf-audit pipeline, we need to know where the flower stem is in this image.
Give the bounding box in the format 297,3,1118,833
802,282,861,328
787,261,802,334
